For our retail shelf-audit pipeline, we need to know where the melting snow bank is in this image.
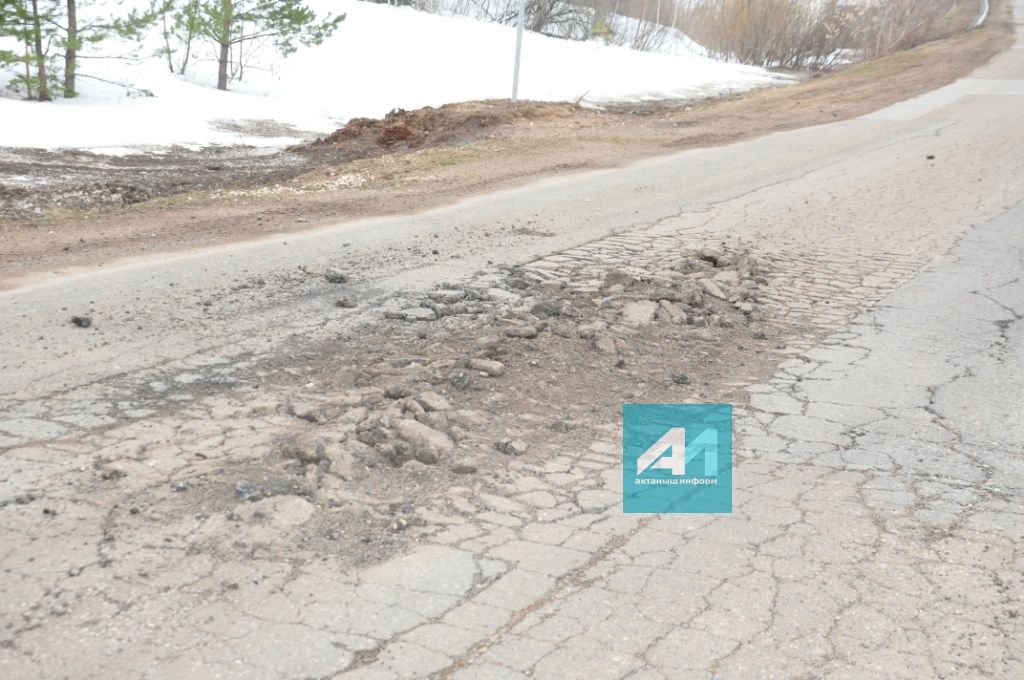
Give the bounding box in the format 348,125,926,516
0,1,790,153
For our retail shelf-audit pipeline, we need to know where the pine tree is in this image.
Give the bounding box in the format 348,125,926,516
0,0,160,99
175,0,345,91
0,2,28,90
60,1,162,98
0,0,60,100
159,0,202,75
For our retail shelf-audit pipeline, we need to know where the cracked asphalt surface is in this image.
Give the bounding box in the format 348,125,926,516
2,5,1024,679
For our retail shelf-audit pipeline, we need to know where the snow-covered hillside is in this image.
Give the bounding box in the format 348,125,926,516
0,1,787,152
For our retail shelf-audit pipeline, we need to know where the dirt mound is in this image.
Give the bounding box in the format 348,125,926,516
308,100,576,151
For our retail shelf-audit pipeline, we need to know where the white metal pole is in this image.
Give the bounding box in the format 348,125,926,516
512,0,526,101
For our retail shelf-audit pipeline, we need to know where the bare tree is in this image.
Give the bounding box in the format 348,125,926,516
408,0,961,67
853,0,956,60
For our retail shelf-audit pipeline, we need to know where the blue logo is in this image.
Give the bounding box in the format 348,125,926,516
623,404,732,514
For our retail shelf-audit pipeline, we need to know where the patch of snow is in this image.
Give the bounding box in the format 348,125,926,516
0,1,789,152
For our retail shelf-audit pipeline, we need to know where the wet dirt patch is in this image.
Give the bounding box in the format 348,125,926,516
209,118,326,140
307,101,577,151
0,145,311,218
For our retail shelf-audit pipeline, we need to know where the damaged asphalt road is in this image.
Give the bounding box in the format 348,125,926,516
2,4,1024,678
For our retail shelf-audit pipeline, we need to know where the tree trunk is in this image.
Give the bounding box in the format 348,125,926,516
179,8,194,75
217,40,229,90
23,39,34,100
64,0,77,97
30,0,50,101
216,0,233,90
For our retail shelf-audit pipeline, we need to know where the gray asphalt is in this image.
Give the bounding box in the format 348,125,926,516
1,4,1023,678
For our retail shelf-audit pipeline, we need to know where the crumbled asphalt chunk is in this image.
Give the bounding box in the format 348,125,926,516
70,315,92,328
671,372,691,385
495,438,529,456
505,325,538,339
278,433,327,464
448,369,472,390
468,358,505,377
530,301,561,318
324,268,348,283
385,385,416,399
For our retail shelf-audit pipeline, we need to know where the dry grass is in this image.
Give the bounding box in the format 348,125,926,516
675,0,978,68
